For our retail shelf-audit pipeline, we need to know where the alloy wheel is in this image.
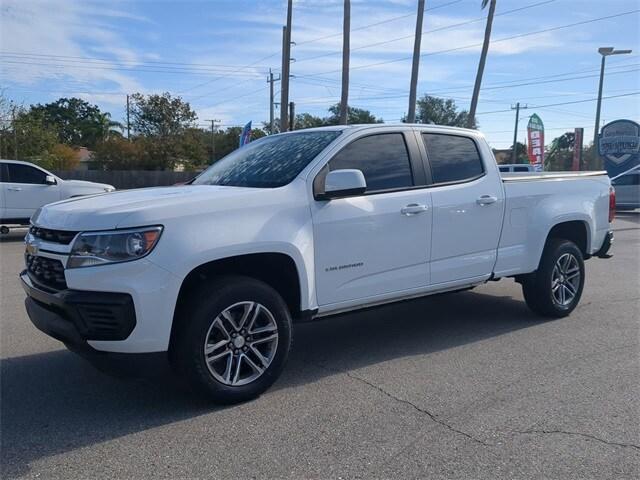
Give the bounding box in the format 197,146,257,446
203,301,279,386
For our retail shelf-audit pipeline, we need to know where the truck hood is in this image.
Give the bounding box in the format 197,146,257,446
62,179,114,191
33,185,261,231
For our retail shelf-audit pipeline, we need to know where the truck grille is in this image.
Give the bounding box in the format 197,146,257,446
25,254,67,290
30,226,78,245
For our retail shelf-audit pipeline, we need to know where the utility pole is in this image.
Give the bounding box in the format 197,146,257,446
339,0,351,125
510,103,527,163
289,102,296,131
207,119,219,162
407,0,425,123
12,109,17,159
267,69,281,134
280,0,293,132
126,94,131,140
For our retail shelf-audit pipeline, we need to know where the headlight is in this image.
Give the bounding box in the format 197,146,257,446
68,226,163,268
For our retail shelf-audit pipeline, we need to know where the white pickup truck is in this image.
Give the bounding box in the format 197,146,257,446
0,159,114,232
21,125,614,403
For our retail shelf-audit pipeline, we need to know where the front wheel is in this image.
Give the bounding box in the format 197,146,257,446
522,239,585,318
171,276,292,404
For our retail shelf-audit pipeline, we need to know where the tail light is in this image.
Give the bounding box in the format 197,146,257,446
609,186,616,223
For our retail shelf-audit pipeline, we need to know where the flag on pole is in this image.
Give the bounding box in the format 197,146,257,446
239,121,252,147
527,114,545,172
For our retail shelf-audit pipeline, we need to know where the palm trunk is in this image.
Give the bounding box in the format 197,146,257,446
467,0,496,128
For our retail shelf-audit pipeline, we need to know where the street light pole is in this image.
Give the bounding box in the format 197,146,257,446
593,46,632,168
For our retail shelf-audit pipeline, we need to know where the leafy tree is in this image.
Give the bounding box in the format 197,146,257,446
508,142,529,164
5,110,58,160
326,104,382,125
291,105,381,130
37,144,80,170
129,92,197,137
93,137,145,170
29,97,120,148
546,132,576,171
294,113,325,130
412,95,477,128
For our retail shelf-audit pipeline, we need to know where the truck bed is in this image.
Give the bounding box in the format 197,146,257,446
501,170,609,182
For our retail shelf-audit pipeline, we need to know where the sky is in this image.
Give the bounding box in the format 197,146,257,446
1,0,639,148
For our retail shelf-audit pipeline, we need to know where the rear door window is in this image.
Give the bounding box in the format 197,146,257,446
422,133,484,184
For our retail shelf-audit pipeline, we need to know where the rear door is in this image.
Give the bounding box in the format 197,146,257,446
420,132,504,285
311,130,432,307
4,163,61,219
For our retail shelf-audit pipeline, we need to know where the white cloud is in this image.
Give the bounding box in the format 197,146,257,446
0,0,147,96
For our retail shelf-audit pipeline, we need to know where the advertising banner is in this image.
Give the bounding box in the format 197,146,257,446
527,114,545,172
598,119,640,177
239,121,252,147
573,127,583,171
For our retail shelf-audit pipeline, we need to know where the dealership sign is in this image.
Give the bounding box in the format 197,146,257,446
527,114,544,172
598,119,640,177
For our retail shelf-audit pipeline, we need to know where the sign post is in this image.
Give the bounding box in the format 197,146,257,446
573,127,583,171
527,114,545,172
598,119,640,177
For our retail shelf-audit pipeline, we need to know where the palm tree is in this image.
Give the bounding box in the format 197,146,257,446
467,0,497,128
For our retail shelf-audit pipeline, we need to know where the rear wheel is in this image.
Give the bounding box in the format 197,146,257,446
171,276,292,404
522,239,585,318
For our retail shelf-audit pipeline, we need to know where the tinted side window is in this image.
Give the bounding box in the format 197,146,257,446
422,133,484,184
329,133,413,192
613,175,639,186
0,164,8,183
514,166,530,172
7,164,47,184
498,166,509,172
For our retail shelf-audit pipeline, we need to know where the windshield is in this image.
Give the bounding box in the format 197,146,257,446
192,130,341,188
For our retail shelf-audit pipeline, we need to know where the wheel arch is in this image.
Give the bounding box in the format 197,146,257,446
170,252,304,351
544,219,590,258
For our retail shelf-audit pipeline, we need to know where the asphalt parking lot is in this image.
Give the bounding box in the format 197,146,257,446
1,214,639,479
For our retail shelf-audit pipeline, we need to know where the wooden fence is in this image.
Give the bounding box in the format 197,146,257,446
52,170,197,190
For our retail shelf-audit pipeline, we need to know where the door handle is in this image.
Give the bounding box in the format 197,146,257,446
401,203,429,215
476,195,497,206
7,187,22,191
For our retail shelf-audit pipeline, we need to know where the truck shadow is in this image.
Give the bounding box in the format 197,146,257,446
1,289,536,478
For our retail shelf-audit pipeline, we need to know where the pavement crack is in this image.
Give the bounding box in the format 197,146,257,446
311,361,488,446
515,429,640,450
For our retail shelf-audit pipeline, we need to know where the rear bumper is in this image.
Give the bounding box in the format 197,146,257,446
595,230,613,258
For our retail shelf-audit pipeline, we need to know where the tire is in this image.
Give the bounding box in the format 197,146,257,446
170,275,292,404
522,239,585,318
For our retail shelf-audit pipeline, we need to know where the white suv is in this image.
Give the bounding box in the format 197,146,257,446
0,160,114,229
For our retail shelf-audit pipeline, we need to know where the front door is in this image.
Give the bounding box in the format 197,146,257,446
312,132,432,307
4,163,60,219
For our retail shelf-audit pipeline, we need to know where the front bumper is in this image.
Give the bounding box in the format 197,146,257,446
21,271,136,347
21,272,169,374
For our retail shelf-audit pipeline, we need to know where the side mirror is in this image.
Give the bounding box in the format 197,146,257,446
322,169,367,199
45,175,57,185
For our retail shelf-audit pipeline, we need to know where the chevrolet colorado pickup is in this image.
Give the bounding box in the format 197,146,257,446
21,124,614,403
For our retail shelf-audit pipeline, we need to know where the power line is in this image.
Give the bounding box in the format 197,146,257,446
302,9,640,76
476,92,639,115
295,0,555,64
0,59,266,77
294,0,463,47
0,51,273,71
